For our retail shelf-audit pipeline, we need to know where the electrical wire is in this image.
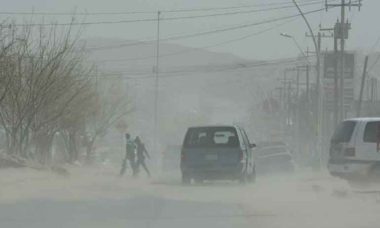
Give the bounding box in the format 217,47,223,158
86,7,328,52
162,0,323,13
98,17,298,63
87,56,313,80
10,1,324,27
0,0,325,16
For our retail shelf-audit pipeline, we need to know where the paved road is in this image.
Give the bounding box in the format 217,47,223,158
1,168,380,228
0,196,266,228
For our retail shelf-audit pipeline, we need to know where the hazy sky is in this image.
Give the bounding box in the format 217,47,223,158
1,0,379,60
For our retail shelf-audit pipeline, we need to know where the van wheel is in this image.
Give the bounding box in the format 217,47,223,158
182,172,191,185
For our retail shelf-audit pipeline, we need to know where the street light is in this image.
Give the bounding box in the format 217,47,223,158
292,0,323,169
280,33,309,62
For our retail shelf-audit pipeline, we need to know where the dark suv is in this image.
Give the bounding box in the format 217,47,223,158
180,125,256,184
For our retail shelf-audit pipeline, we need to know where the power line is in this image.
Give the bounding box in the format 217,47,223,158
0,10,155,16
0,0,325,16
98,17,298,63
162,0,325,13
88,56,313,80
10,1,325,27
163,2,321,20
84,21,258,51
87,7,328,52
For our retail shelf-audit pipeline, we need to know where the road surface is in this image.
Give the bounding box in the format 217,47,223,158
0,167,380,228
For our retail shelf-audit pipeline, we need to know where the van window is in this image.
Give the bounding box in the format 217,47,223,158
363,121,380,143
331,121,356,143
183,127,239,148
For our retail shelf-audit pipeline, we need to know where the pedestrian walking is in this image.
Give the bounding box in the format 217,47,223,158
135,136,151,177
120,133,137,177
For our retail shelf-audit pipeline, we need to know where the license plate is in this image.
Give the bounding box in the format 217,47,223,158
205,154,218,160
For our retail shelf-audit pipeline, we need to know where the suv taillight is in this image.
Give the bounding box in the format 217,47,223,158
239,150,244,162
344,147,355,157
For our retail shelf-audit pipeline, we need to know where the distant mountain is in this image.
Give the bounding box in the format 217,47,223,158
84,37,250,70
83,38,298,146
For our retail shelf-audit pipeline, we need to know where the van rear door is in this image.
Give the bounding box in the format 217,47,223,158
330,120,357,162
355,121,380,162
182,127,242,169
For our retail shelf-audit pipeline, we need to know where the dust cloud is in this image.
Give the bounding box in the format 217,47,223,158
1,165,380,228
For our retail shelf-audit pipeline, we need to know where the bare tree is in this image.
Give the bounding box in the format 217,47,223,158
0,20,134,167
0,22,92,165
82,78,133,163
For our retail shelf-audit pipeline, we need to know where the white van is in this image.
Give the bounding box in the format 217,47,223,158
328,118,380,180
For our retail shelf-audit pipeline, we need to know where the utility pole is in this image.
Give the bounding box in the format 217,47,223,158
357,56,369,117
374,78,378,102
296,67,300,98
315,26,339,126
317,32,321,109
370,78,377,103
287,80,292,127
339,1,346,121
154,11,161,154
306,64,310,102
282,70,287,109
280,68,296,132
305,32,333,106
305,31,333,105
333,32,339,126
282,68,294,108
292,65,310,99
325,0,362,121
315,25,343,126
295,66,303,160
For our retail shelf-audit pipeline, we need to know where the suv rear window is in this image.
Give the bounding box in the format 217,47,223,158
183,127,239,148
331,121,356,143
363,121,380,143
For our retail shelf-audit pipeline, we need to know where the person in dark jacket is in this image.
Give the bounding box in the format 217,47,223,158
134,136,151,177
120,133,137,177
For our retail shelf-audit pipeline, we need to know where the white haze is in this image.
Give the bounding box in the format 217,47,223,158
0,1,380,228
